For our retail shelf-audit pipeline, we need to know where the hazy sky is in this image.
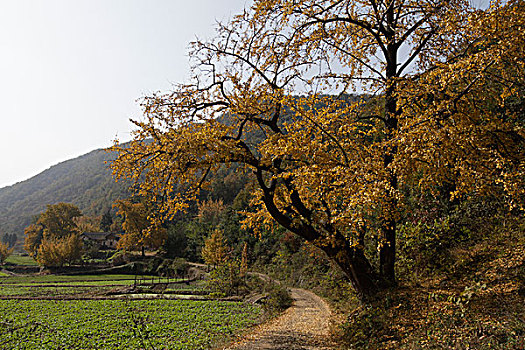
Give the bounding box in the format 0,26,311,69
0,0,250,188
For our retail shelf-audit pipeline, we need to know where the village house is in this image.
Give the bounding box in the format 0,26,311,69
81,232,120,250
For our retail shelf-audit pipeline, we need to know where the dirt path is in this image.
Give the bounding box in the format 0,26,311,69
225,288,337,350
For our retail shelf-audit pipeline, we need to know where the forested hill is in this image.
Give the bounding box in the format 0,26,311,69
0,148,130,239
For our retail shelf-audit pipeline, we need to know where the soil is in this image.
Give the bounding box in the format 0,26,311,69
224,288,338,350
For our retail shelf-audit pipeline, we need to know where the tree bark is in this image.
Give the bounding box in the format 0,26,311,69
322,238,379,300
379,10,400,284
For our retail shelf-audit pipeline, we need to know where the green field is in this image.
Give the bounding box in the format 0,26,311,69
0,285,107,297
4,254,38,266
0,273,256,348
0,299,261,349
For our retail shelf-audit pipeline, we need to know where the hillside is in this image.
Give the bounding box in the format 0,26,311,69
0,148,130,240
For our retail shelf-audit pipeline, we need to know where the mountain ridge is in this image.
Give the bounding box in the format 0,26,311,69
0,147,130,240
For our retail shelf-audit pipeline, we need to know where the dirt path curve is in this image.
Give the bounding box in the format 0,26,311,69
224,288,337,350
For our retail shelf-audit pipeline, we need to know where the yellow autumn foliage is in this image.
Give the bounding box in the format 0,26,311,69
0,241,13,265
201,229,230,267
23,203,85,267
35,234,83,267
114,200,167,254
111,0,524,298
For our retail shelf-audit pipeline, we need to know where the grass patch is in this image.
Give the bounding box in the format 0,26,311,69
4,255,38,266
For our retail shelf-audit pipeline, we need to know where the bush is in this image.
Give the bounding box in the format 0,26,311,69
145,256,163,275
397,215,470,278
263,283,293,313
109,250,132,266
170,258,189,278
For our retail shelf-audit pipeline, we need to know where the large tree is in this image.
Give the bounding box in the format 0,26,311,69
112,0,524,299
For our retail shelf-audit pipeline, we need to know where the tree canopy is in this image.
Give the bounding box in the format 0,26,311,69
114,199,167,256
111,0,524,299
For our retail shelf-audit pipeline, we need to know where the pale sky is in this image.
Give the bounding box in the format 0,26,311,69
0,0,250,188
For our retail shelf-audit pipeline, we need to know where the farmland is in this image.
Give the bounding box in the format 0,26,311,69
0,273,262,349
0,274,199,298
0,299,261,349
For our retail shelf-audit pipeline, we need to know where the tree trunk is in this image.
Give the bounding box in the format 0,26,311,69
379,87,398,284
257,168,380,300
379,24,399,283
141,246,145,257
322,236,379,301
379,221,396,284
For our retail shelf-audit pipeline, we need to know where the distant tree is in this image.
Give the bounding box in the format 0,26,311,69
0,241,13,265
1,233,17,248
10,233,17,248
163,222,189,258
197,199,226,228
100,209,113,232
23,203,84,266
38,203,82,239
23,224,44,259
74,215,101,233
114,199,167,256
201,229,230,267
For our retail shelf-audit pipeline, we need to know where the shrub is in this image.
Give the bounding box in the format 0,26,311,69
397,216,470,277
263,283,293,313
109,250,132,266
170,258,189,278
339,305,386,348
